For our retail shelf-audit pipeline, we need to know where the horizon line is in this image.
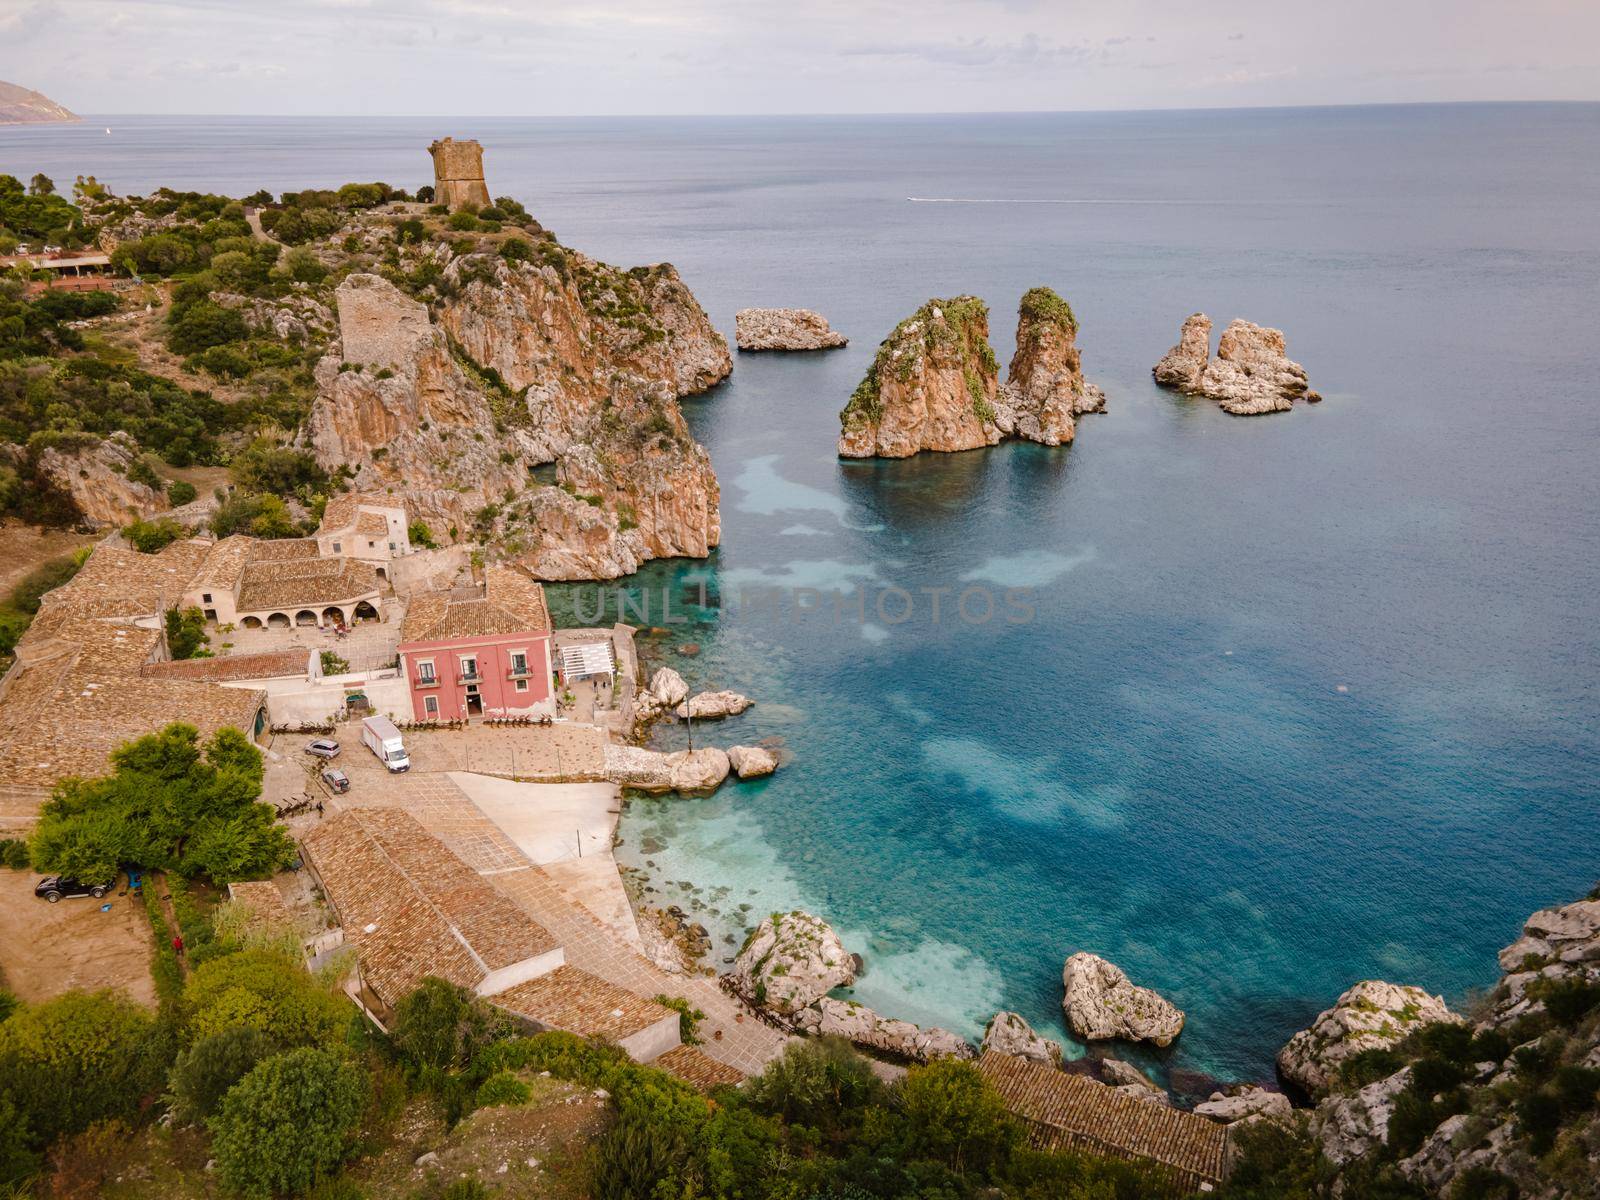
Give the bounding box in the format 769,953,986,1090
30,97,1600,123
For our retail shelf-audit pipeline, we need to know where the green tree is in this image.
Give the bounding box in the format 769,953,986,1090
408,520,437,549
211,492,299,539
209,1047,368,1199
167,479,197,506
166,1025,274,1124
125,516,186,554
229,438,326,496
745,1035,884,1134
0,990,163,1147
0,1089,39,1186
389,977,511,1074
876,1058,1021,1178
28,174,54,197
167,299,247,355
165,605,208,659
183,948,350,1048
29,723,292,885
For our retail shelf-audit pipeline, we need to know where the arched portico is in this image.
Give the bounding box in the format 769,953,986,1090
267,612,291,629
322,606,347,626
295,609,318,627
241,615,263,629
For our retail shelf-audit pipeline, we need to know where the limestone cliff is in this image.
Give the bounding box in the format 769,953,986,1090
33,432,165,527
1153,313,1320,415
839,290,1104,458
307,236,730,579
838,297,1002,458
993,287,1106,447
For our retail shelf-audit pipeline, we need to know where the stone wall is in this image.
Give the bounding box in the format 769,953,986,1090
429,138,491,211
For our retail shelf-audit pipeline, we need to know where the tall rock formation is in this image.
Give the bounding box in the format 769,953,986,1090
1062,952,1186,1047
735,308,847,351
32,432,165,527
993,287,1107,447
306,234,731,580
1276,980,1459,1098
839,290,1104,458
1152,313,1320,415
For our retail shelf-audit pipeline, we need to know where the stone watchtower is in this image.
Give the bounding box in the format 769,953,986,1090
428,137,491,212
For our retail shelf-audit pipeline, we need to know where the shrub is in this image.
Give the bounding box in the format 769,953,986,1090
0,1090,39,1187
164,605,208,659
408,520,437,549
184,948,350,1048
211,491,299,539
745,1036,883,1133
124,516,186,554
167,299,247,355
229,439,327,496
0,990,164,1146
1515,1087,1563,1155
43,1118,133,1200
475,1070,530,1107
879,1059,1020,1177
653,994,706,1046
390,977,511,1074
591,1106,694,1200
1448,1167,1519,1200
1338,1047,1408,1090
320,650,349,675
209,1047,369,1198
499,237,534,264
1540,977,1600,1025
167,479,197,506
0,838,28,869
167,1025,275,1124
447,211,479,232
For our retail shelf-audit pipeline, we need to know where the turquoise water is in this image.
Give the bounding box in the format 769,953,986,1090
8,105,1599,1088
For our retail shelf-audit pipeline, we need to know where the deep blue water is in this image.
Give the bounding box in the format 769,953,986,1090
6,105,1599,1086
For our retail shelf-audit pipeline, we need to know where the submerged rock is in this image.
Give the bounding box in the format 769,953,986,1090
797,998,977,1063
1152,313,1319,415
992,287,1107,447
1276,980,1458,1098
982,1011,1063,1066
727,910,856,1015
726,745,779,779
1061,953,1185,1047
735,308,848,351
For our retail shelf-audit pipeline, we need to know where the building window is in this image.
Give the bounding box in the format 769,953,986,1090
202,593,212,604
510,651,528,675
332,541,342,554
368,540,377,549
515,679,528,693
460,656,477,681
417,661,436,684
425,696,438,717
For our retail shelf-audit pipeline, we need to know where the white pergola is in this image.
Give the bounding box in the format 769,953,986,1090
557,640,615,683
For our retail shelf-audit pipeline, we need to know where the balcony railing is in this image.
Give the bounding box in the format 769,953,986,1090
414,674,439,689
457,670,481,685
506,665,532,680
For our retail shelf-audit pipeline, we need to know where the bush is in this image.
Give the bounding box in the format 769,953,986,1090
125,516,186,554
184,948,350,1048
390,977,511,1074
408,520,437,549
43,1118,134,1200
0,990,164,1146
209,1047,369,1198
211,491,300,539
0,838,28,869
591,1106,694,1200
745,1036,883,1133
0,1090,38,1187
164,605,208,659
475,1070,530,1107
229,438,327,496
167,479,197,506
167,299,247,355
653,994,705,1046
167,1025,275,1124
878,1059,1020,1177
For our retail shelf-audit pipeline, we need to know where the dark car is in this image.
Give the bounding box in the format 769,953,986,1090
35,875,110,903
304,738,341,760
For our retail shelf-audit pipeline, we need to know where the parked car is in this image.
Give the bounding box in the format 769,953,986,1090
321,767,351,794
35,875,110,903
303,738,341,759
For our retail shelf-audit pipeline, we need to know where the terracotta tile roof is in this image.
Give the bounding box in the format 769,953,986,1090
143,648,311,683
235,557,379,614
0,541,267,794
302,808,559,1007
191,536,320,592
400,567,550,644
493,964,674,1042
355,511,389,536
227,880,298,936
318,493,406,537
655,1045,746,1089
976,1052,1229,1195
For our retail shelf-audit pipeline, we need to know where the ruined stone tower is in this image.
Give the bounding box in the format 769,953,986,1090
428,137,491,212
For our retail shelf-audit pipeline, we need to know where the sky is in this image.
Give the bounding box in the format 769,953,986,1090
2,0,1598,116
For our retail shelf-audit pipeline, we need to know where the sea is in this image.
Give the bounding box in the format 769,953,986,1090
6,104,1598,1089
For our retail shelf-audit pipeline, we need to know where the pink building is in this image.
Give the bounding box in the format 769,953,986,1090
396,567,555,722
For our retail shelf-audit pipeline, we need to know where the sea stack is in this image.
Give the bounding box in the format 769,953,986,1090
735,308,848,351
993,286,1107,447
839,290,1105,458
1152,313,1320,414
428,137,491,211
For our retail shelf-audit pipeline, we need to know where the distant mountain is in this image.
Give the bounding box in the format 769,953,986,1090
0,80,79,125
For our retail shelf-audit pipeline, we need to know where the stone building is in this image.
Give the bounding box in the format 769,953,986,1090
428,137,491,211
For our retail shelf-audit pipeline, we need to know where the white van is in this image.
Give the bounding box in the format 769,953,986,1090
361,715,410,773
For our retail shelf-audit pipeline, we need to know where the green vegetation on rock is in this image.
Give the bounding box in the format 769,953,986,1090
1019,285,1078,333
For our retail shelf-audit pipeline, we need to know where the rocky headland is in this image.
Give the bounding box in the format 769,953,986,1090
1152,312,1320,414
306,225,730,580
837,287,1104,458
0,81,78,125
735,307,847,351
